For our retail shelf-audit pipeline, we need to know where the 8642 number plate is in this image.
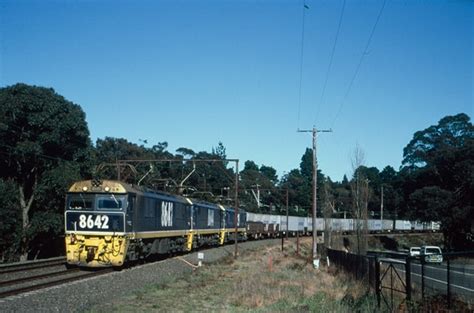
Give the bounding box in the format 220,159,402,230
65,211,124,232
79,214,109,229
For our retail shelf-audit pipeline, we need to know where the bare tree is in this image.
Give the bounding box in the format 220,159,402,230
350,144,369,255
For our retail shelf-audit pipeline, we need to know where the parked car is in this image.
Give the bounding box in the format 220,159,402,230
421,246,443,263
409,247,421,257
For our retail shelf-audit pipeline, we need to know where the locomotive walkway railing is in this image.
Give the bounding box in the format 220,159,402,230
327,248,474,312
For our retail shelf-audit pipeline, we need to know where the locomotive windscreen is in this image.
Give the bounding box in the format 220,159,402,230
67,194,125,211
69,199,93,210
97,195,124,210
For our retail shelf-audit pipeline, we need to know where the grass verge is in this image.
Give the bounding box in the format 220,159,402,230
89,239,383,313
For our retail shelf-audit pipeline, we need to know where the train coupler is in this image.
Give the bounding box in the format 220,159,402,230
86,246,98,263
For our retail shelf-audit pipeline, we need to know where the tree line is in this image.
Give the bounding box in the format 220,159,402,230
0,83,472,261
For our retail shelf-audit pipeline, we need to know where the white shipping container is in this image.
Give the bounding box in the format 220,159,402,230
395,220,412,231
382,219,393,231
279,215,287,231
368,219,382,232
288,216,299,232
413,221,424,231
316,218,324,231
246,212,258,222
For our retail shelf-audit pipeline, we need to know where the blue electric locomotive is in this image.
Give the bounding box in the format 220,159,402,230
65,179,246,268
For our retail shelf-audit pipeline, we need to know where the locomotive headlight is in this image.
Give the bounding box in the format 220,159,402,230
82,186,88,192
104,186,110,192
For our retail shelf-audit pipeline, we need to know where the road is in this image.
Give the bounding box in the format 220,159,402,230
380,258,474,299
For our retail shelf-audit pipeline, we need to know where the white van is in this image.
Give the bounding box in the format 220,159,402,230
421,246,443,263
409,247,421,257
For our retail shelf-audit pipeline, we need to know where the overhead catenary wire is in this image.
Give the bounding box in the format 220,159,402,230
330,0,387,129
296,0,309,130
314,0,347,126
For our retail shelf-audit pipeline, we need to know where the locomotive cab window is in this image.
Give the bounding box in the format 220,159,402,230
97,195,125,210
68,196,93,210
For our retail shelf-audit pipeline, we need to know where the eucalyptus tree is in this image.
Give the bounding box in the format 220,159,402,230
402,113,474,248
0,83,92,260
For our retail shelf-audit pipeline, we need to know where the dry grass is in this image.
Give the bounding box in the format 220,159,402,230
90,239,380,313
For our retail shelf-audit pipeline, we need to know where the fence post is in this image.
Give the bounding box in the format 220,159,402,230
447,256,451,309
365,256,370,292
421,257,425,300
405,256,412,309
375,256,381,308
296,231,300,255
368,256,374,290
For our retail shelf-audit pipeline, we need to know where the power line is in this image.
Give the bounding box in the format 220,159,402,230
314,0,346,125
296,1,309,130
331,0,387,129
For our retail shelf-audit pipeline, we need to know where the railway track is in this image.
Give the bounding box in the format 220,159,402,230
0,267,113,299
0,257,67,274
0,268,80,288
0,258,114,299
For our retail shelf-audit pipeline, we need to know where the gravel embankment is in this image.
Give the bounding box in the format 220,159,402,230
0,239,281,313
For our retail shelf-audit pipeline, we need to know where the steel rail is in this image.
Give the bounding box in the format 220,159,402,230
0,268,113,299
0,268,80,288
0,259,67,274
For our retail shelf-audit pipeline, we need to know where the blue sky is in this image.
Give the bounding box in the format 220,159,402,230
1,0,472,181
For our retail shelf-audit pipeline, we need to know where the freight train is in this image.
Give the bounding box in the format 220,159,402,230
246,213,440,238
64,179,439,268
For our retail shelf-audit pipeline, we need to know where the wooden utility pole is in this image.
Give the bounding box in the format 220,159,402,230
298,127,331,268
234,160,239,258
286,188,289,240
380,184,384,221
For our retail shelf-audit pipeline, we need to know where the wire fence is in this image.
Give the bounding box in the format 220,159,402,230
327,248,474,312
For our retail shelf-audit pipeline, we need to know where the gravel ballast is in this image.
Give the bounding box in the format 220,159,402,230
0,239,281,313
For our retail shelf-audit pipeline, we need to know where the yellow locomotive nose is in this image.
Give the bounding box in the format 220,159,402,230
65,234,128,268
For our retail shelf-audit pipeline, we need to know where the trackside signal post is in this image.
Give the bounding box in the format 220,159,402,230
298,127,332,269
